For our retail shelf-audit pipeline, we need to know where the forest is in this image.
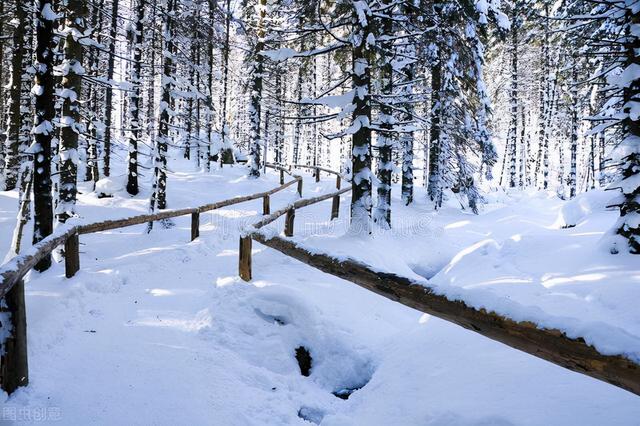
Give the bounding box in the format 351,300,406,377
0,0,639,423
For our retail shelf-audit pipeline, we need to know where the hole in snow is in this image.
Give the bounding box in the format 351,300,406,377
295,346,312,377
331,373,372,400
332,386,361,400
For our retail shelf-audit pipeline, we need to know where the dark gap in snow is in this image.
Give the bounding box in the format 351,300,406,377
332,374,371,400
295,346,312,376
297,406,324,424
332,386,360,400
561,224,576,229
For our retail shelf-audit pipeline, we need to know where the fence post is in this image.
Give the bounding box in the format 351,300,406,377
65,232,80,278
0,279,29,395
297,179,303,197
315,168,320,182
239,236,252,281
191,210,200,241
285,209,295,237
280,170,284,185
331,194,340,220
263,195,270,215
336,175,341,189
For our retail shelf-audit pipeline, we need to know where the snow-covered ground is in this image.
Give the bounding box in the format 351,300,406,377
1,160,639,425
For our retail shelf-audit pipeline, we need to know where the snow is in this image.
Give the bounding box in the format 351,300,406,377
1,160,639,424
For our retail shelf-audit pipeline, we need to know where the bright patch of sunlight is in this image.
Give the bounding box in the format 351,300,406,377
130,309,212,332
147,289,174,296
444,220,470,230
541,273,607,288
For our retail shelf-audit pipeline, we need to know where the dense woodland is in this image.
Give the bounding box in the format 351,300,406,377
0,0,637,266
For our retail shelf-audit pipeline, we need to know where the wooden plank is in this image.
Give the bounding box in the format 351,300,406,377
284,209,295,237
0,279,29,395
250,233,640,397
239,236,252,281
263,195,270,215
64,232,80,278
191,211,200,241
252,186,351,230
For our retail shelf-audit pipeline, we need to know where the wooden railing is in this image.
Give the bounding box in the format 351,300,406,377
0,164,303,395
238,170,640,397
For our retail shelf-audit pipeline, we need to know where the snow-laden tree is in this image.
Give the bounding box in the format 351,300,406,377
588,0,640,254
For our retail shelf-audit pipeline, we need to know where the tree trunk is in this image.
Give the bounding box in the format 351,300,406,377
350,4,373,234
32,0,57,271
248,0,266,178
103,0,119,177
3,0,27,191
126,0,145,196
220,0,234,165
57,0,88,223
149,0,174,221
374,3,394,228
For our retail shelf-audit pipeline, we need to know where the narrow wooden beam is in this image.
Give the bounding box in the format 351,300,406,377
284,209,295,237
239,236,252,281
315,168,320,182
336,175,341,190
64,232,80,279
280,169,284,185
0,279,29,395
251,233,640,397
263,195,270,215
331,195,340,220
297,179,303,197
191,211,200,241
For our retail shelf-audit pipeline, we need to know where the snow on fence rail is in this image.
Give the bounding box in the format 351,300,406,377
0,164,303,396
239,170,640,397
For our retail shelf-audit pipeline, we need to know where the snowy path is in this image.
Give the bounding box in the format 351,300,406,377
1,167,639,425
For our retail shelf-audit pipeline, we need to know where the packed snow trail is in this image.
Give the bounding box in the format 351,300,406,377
1,166,639,425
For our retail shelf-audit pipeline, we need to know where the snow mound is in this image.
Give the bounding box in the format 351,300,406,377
95,176,124,197
554,189,613,228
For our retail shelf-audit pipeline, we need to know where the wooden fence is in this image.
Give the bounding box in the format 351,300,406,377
0,164,302,395
239,168,640,397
